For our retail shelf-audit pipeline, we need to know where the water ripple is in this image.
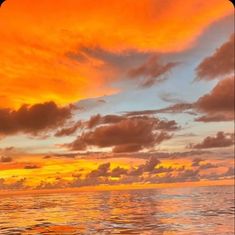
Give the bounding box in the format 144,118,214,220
0,185,234,234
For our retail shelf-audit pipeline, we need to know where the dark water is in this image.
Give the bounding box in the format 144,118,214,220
0,185,234,234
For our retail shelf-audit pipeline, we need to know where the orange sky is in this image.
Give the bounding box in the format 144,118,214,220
0,0,233,108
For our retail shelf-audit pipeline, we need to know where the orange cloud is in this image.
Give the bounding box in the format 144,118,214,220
0,0,233,108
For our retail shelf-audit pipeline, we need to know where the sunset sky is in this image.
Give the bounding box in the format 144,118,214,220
0,0,234,191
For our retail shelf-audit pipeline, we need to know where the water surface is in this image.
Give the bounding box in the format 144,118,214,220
0,185,234,234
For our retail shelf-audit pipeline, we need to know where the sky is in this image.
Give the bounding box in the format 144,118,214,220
0,0,234,191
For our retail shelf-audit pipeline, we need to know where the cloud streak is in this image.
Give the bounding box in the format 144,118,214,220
128,56,179,87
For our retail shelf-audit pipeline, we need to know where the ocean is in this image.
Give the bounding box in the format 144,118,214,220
0,185,234,234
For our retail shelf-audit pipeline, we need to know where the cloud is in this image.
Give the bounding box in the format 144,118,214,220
129,156,161,176
112,144,143,153
75,98,107,112
55,121,82,137
87,156,161,179
196,34,234,80
190,132,234,149
159,92,184,103
67,116,177,152
0,102,72,136
87,114,124,129
195,114,233,122
110,166,128,177
67,47,151,73
191,158,218,169
86,163,128,179
172,169,200,182
198,162,218,170
81,157,202,185
142,156,161,172
195,77,234,121
88,162,110,178
87,114,178,130
125,103,194,116
0,178,27,190
0,155,13,163
191,158,203,166
24,164,41,169
55,113,129,138
128,56,179,87
2,155,233,190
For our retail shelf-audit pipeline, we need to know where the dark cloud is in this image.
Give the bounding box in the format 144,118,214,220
198,162,218,170
128,56,179,88
172,169,200,182
159,92,184,103
195,114,233,122
43,155,51,159
0,155,13,163
87,114,179,130
112,144,142,153
125,103,194,116
86,163,128,179
75,97,106,112
87,157,161,180
87,114,124,129
191,158,218,170
88,162,110,178
151,168,200,183
143,156,161,172
67,47,156,89
110,166,128,177
51,153,78,159
0,102,72,136
129,156,161,176
67,116,176,152
67,47,150,70
55,121,82,137
191,158,203,167
196,34,234,80
195,77,234,121
0,178,27,190
24,165,41,169
190,132,234,149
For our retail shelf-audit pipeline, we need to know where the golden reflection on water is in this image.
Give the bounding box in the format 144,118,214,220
0,185,234,234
